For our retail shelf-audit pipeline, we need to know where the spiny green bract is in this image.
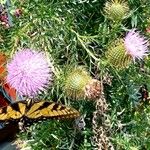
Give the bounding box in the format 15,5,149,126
106,39,132,69
64,67,92,99
104,0,129,22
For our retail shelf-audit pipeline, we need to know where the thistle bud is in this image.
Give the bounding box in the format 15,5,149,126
104,0,129,22
106,39,132,69
64,67,91,99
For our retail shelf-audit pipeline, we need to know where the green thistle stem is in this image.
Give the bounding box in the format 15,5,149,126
70,29,99,61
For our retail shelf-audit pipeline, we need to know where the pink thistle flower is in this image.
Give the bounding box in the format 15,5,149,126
6,49,53,97
124,29,149,61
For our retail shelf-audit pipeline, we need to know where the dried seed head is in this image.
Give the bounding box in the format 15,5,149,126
84,79,101,100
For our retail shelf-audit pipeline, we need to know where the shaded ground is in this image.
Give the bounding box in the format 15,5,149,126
0,123,18,150
0,141,16,150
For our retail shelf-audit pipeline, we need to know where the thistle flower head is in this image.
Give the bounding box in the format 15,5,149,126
104,0,129,22
7,49,53,97
124,29,149,61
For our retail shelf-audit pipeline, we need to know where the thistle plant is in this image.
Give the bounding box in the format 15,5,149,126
1,0,150,149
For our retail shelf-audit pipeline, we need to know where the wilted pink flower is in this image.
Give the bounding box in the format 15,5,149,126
7,49,53,97
124,29,149,61
14,8,22,17
146,27,150,33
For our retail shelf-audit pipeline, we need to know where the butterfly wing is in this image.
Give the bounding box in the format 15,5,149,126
25,101,80,120
0,102,26,121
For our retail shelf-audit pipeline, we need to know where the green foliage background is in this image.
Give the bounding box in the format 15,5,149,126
1,0,150,149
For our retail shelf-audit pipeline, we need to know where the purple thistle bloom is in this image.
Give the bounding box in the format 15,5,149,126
7,49,53,97
124,29,149,61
